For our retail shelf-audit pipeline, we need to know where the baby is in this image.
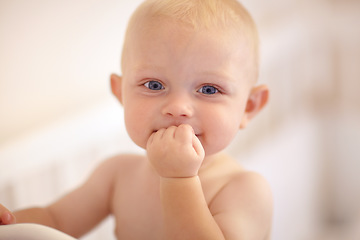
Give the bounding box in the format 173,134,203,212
0,0,272,239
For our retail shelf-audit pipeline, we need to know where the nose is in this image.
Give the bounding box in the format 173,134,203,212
161,93,194,118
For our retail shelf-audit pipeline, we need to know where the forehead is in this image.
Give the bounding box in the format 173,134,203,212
125,19,252,75
121,0,259,83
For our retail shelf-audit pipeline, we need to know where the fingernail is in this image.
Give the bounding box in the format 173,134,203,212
3,212,13,224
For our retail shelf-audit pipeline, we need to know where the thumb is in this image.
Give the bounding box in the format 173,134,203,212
0,208,16,225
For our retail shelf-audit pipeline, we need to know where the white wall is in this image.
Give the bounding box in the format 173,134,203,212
0,0,143,144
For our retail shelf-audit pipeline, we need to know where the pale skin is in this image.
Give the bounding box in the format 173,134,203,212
0,16,272,240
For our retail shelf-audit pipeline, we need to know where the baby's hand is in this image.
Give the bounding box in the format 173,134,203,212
146,124,205,178
0,204,16,225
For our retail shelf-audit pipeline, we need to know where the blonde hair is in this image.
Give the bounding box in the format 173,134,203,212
122,0,259,82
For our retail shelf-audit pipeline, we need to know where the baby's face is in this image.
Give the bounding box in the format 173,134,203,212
120,20,255,156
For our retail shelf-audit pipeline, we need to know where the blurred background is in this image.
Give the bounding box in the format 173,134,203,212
0,0,359,239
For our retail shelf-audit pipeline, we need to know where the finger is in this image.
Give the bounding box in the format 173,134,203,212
153,128,166,142
147,132,155,148
175,124,193,143
1,211,16,225
192,134,205,158
147,128,165,148
163,126,177,140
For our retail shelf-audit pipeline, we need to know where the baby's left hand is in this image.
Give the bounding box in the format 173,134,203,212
146,124,205,178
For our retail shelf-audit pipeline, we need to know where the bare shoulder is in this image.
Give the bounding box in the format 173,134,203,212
209,161,273,240
95,153,147,176
210,168,273,215
228,170,272,203
85,153,149,195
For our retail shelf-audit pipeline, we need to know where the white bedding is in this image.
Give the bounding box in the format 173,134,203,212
0,224,77,240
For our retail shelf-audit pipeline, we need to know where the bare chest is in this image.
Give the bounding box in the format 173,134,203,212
109,155,237,240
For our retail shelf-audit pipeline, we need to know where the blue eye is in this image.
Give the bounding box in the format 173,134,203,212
144,81,164,91
198,85,219,95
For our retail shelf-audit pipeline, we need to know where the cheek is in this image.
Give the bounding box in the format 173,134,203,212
201,113,242,156
123,101,152,149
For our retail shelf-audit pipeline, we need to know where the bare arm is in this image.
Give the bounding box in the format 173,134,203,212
160,172,273,240
147,124,273,239
1,200,55,227
14,207,57,228
6,157,119,238
147,124,225,239
160,176,225,240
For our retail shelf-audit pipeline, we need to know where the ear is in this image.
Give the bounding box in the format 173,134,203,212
240,85,269,129
110,74,123,104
